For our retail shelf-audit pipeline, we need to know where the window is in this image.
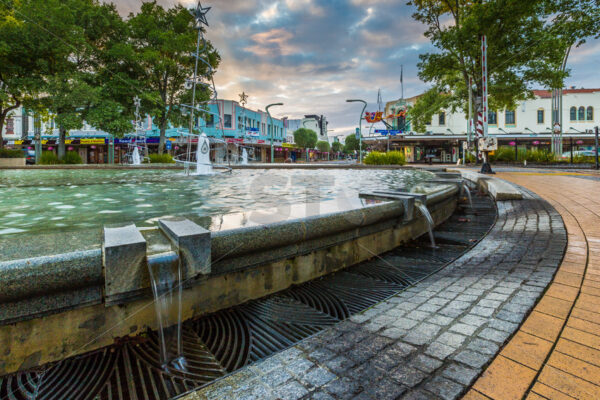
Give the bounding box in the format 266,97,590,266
425,118,431,126
505,110,516,126
537,109,544,124
570,107,577,121
224,114,232,128
488,111,497,126
205,114,214,127
262,123,265,133
578,106,585,121
438,112,446,126
587,106,594,121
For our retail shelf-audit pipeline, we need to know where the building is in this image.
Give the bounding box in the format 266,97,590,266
286,115,329,142
1,99,290,163
364,88,600,163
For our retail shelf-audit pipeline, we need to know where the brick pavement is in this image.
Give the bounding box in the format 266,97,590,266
183,187,566,399
466,173,600,400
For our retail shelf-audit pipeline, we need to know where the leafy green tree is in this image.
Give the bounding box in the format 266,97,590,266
409,89,450,133
343,134,360,153
331,141,342,153
293,128,318,149
128,1,220,154
409,0,567,119
316,140,330,152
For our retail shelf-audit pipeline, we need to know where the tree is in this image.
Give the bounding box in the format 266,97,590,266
409,0,568,121
293,128,318,149
128,1,220,154
331,141,342,153
316,140,330,153
343,134,360,153
409,89,449,133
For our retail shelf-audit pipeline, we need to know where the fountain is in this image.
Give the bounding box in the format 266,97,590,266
241,148,248,165
147,252,186,370
194,133,213,175
416,201,436,248
132,146,141,165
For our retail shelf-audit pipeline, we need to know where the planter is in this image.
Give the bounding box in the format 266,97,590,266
0,158,25,167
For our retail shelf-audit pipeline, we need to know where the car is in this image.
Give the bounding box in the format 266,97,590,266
23,149,36,165
561,150,597,159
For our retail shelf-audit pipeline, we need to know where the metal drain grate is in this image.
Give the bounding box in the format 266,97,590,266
0,190,496,400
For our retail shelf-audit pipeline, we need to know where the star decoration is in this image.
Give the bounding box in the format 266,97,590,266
239,91,248,105
191,2,211,29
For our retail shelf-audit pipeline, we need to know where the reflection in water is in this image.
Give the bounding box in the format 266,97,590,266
0,168,434,235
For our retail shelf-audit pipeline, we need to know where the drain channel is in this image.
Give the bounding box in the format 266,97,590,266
0,191,496,400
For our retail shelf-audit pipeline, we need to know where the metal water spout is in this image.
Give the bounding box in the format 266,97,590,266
462,183,473,210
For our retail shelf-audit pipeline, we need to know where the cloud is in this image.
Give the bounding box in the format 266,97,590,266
246,28,299,57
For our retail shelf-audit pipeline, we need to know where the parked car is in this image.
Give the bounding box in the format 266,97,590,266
23,149,36,165
561,150,597,159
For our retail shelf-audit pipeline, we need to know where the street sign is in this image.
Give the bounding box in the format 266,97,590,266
375,130,401,136
166,141,172,150
355,128,360,140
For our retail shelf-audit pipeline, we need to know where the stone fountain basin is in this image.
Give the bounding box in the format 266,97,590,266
0,183,459,375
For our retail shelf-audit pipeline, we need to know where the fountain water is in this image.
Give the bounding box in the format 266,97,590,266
416,201,436,248
462,183,473,209
147,252,186,371
131,147,141,165
194,133,213,175
241,148,248,165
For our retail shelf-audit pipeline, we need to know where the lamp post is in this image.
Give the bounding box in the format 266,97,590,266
266,102,283,163
346,99,367,163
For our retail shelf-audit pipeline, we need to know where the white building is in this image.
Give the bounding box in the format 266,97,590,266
286,115,329,143
426,88,599,135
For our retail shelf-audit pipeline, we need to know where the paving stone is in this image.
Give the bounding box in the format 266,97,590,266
300,367,337,388
369,378,408,400
387,342,418,358
437,332,467,348
441,363,480,386
466,338,500,355
381,327,405,340
470,306,495,317
478,327,512,343
425,342,456,360
449,323,478,335
453,350,490,368
393,318,419,330
323,377,361,398
423,376,465,400
390,365,428,387
428,314,454,326
411,354,443,373
308,347,337,362
309,391,336,400
400,389,437,399
403,323,442,345
461,314,488,327
259,368,293,387
273,380,309,399
285,358,315,376
322,355,355,374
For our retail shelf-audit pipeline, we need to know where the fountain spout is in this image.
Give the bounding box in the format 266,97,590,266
241,148,248,165
462,183,473,210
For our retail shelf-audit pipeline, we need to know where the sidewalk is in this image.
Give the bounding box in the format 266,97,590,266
466,172,600,399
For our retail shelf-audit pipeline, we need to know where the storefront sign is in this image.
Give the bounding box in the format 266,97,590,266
80,138,106,145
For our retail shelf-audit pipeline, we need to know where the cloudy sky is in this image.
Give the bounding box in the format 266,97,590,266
113,0,600,137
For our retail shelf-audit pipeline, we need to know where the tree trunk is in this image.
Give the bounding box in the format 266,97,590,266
159,119,167,155
58,125,66,159
0,117,4,150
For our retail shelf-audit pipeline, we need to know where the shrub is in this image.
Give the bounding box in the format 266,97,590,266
316,140,330,152
147,153,175,163
490,146,517,162
364,151,406,165
0,148,24,158
39,151,61,165
518,149,557,163
61,151,83,164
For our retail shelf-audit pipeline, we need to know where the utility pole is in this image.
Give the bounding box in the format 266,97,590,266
595,126,599,170
346,99,367,163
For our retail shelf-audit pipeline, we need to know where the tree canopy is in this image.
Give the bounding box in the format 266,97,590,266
316,140,330,152
293,128,318,149
343,134,360,153
408,0,597,125
331,141,342,153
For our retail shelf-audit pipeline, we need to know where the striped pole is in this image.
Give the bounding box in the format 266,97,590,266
481,34,488,138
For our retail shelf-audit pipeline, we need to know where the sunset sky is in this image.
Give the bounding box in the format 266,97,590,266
113,0,600,137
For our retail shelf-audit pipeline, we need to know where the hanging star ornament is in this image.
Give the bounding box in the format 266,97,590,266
191,1,211,29
239,91,248,105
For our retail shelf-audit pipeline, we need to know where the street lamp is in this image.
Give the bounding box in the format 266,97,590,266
346,99,367,163
266,102,283,163
524,128,537,135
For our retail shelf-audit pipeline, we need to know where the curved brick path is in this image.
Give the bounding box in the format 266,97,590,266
184,187,566,399
466,173,600,400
